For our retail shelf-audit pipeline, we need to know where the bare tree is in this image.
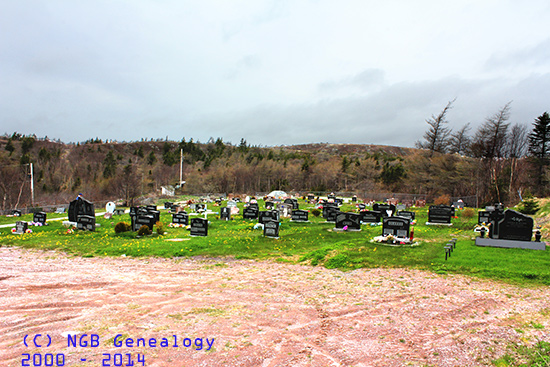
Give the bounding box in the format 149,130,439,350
448,123,471,155
416,99,455,156
506,123,529,202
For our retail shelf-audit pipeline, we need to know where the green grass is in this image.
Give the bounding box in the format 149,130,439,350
1,200,550,286
493,340,550,366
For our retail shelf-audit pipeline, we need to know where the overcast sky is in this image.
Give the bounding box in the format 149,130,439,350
1,0,549,147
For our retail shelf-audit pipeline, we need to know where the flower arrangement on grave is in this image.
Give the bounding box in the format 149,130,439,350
474,222,490,238
65,227,75,234
10,228,16,233
372,234,412,245
25,229,32,234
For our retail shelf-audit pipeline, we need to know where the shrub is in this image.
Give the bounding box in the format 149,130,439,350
137,225,151,236
462,208,475,218
434,194,451,206
311,209,321,217
156,221,164,235
518,198,540,215
114,222,131,234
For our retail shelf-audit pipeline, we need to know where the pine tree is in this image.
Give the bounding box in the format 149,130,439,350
529,112,550,192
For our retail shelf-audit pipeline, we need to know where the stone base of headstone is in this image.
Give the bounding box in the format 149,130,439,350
475,237,546,251
333,227,361,232
425,222,453,226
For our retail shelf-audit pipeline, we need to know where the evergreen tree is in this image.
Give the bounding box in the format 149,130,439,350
415,100,454,156
529,112,550,192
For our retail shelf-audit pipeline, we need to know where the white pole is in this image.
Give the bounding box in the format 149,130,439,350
180,148,183,185
30,163,34,207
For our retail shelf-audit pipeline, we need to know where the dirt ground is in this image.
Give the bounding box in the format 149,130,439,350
1,246,549,367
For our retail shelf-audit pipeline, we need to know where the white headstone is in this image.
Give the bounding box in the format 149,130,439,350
105,202,116,213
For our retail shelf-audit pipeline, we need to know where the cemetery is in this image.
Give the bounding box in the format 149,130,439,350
1,195,549,286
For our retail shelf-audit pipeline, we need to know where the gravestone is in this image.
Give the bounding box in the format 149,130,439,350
263,220,280,238
291,209,309,222
396,211,415,221
284,198,299,210
77,215,96,231
277,203,292,218
428,205,453,224
248,202,259,211
335,198,344,206
68,198,94,222
453,201,465,209
396,204,406,211
133,214,155,232
358,203,366,210
335,212,361,231
146,205,157,212
220,207,231,221
325,206,340,222
227,200,237,208
327,194,336,200
243,207,259,220
259,210,279,224
172,212,189,225
195,203,206,212
352,196,357,202
170,205,180,213
360,210,382,223
382,217,411,238
190,218,208,236
373,203,396,217
307,194,315,201
494,209,533,241
105,202,116,214
322,203,338,219
478,210,491,225
114,209,125,216
265,201,274,210
164,202,173,209
15,221,28,234
33,212,47,225
12,209,22,217
147,209,160,224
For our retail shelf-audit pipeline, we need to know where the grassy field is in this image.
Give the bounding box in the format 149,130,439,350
1,199,550,286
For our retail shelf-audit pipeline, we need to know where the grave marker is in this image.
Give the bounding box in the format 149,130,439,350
263,220,280,238
335,212,361,231
428,205,453,224
172,212,189,225
291,209,309,222
190,217,208,236
259,210,279,224
373,203,396,217
15,221,28,234
68,198,94,223
77,215,96,231
220,207,231,221
396,211,415,221
33,212,47,225
382,217,411,238
360,210,382,223
243,207,259,220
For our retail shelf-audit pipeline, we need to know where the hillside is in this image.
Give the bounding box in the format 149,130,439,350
0,134,533,211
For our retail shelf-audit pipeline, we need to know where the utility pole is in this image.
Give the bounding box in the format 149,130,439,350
29,163,34,207
180,149,183,185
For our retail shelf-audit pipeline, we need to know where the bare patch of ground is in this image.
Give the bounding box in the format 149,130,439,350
1,247,549,367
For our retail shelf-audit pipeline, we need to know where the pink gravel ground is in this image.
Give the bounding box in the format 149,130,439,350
1,246,549,367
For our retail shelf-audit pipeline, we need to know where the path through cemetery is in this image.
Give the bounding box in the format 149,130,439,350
1,246,549,366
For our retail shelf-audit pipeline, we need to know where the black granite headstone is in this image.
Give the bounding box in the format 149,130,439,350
259,210,279,224
495,209,533,241
325,206,340,222
172,212,189,225
15,221,28,234
190,218,208,236
220,207,231,221
263,220,280,238
265,201,274,210
12,210,22,217
68,198,94,222
360,210,382,223
243,207,259,220
291,209,309,222
478,210,491,225
335,212,361,231
373,203,396,217
77,215,96,231
428,205,452,224
382,217,410,238
164,202,173,209
33,212,47,224
396,211,415,221
133,214,155,232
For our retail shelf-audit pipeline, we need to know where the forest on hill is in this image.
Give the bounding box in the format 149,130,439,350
0,107,548,211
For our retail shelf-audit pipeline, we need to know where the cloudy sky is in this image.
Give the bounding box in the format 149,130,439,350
1,0,549,147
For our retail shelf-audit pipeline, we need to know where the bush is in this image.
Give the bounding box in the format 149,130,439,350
311,209,321,217
114,222,131,234
434,194,451,206
518,198,540,215
156,221,164,235
462,208,475,218
137,225,151,236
